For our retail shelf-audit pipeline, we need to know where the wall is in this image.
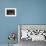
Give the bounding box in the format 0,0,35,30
0,0,46,44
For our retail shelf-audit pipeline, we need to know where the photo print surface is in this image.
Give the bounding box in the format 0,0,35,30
5,8,16,16
7,10,15,15
18,24,46,41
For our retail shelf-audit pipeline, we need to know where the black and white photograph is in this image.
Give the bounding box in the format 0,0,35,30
5,8,16,17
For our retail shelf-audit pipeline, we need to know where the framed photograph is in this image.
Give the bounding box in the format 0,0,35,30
5,8,16,17
18,24,46,42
